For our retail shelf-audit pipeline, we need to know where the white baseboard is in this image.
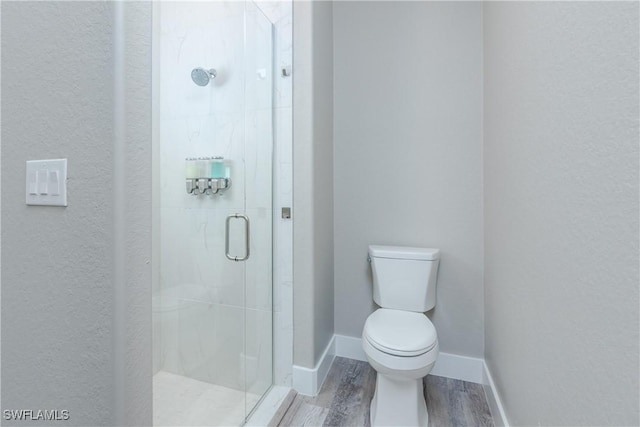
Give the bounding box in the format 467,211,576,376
292,335,335,396
482,362,510,427
334,334,485,384
293,335,500,396
431,352,485,384
335,334,366,361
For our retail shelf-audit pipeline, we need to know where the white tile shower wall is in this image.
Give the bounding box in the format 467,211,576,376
268,1,296,387
256,1,295,386
255,0,294,387
155,0,293,392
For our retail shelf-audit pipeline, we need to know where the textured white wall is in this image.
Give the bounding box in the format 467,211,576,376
293,0,334,369
0,1,3,408
292,0,314,368
310,0,335,369
1,2,116,425
115,2,153,424
483,2,639,425
333,1,484,358
1,2,153,425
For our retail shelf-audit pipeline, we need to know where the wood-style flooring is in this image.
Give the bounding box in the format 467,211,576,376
271,357,494,427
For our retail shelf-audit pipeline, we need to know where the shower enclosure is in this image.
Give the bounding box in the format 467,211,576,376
152,2,280,425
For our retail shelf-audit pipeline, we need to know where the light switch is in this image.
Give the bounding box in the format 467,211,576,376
37,170,48,194
28,171,38,195
49,171,60,196
26,159,67,206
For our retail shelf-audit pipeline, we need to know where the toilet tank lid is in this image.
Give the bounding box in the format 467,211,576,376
369,245,440,261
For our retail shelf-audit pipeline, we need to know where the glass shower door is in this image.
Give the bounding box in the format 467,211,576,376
152,1,273,425
243,1,274,417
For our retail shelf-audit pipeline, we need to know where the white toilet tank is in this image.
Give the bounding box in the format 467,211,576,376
369,245,440,312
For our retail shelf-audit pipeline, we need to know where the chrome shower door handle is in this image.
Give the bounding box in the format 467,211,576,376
225,213,250,262
237,214,250,261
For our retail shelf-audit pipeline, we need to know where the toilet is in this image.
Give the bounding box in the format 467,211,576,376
363,245,440,427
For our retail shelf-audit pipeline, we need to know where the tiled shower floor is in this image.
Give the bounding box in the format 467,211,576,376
153,371,261,426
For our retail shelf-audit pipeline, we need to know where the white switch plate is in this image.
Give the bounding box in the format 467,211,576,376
26,159,67,206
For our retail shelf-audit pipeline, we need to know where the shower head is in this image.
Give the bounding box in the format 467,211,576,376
191,68,217,86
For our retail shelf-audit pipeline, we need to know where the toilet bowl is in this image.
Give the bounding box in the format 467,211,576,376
363,309,438,426
364,245,441,427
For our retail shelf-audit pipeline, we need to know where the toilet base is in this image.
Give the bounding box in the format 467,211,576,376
370,372,428,427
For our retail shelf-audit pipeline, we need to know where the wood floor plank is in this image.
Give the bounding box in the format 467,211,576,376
446,377,472,427
323,359,375,427
306,357,352,409
461,382,494,427
425,375,452,427
277,358,495,427
293,403,329,427
279,397,329,427
269,389,299,427
278,396,303,427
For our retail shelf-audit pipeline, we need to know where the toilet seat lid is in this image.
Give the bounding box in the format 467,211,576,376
364,309,437,357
